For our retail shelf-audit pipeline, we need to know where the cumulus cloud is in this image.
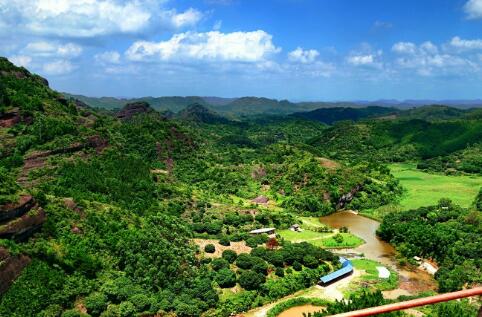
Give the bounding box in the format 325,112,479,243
42,60,76,75
0,0,203,38
24,41,83,57
9,55,32,68
288,47,319,64
392,42,417,54
95,51,121,64
169,8,203,28
125,30,281,63
392,40,475,76
347,54,375,66
450,36,482,50
464,0,482,19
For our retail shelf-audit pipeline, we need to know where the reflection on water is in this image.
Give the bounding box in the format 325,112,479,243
320,211,395,266
277,305,324,317
320,211,436,294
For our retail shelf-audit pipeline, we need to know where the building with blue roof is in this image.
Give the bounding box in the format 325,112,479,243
320,257,353,285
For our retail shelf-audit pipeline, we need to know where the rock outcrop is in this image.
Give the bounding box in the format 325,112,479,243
336,184,362,210
117,101,153,120
0,108,33,128
251,195,269,204
0,247,31,295
0,195,46,241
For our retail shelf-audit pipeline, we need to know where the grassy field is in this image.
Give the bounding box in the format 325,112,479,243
389,163,481,210
344,259,398,296
279,229,364,249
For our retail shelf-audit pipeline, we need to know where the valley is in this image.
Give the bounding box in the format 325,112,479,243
0,57,481,317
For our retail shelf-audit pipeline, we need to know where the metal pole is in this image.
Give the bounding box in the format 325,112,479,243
326,287,482,317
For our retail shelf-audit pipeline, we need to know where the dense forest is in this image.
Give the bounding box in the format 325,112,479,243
1,57,481,316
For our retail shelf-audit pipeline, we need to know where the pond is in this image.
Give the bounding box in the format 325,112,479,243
320,211,436,295
277,304,324,317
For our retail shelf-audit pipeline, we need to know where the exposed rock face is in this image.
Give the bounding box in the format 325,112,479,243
251,166,266,180
336,184,362,210
0,202,46,241
0,195,35,222
117,101,152,120
0,247,31,295
18,135,108,186
0,108,32,128
251,195,269,204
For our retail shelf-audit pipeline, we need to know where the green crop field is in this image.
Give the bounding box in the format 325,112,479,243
389,163,481,210
279,229,364,248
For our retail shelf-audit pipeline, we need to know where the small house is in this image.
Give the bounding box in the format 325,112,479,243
289,224,301,232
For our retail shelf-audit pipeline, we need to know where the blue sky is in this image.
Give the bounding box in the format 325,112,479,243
2,0,482,100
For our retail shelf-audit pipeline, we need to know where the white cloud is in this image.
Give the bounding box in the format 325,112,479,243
24,41,83,57
347,54,375,66
392,42,416,54
9,55,32,68
392,40,475,76
0,0,203,38
464,0,482,19
450,36,482,50
288,47,319,64
169,8,203,28
125,30,280,63
42,60,76,75
95,51,121,64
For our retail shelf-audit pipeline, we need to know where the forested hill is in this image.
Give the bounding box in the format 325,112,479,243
0,57,406,316
291,106,398,124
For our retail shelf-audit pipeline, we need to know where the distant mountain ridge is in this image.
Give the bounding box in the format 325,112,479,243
64,93,482,117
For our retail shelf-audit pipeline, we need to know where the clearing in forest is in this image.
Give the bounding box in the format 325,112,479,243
389,163,481,210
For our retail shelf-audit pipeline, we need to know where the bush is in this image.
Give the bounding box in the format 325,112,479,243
85,292,108,316
211,258,230,271
118,301,136,317
250,257,268,275
275,267,285,277
201,257,212,264
245,235,268,248
250,247,267,258
303,255,319,269
238,270,266,290
236,253,254,269
215,269,237,288
293,261,302,271
204,244,215,253
266,251,284,267
222,250,237,263
219,237,230,246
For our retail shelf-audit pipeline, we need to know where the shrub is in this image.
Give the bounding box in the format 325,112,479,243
238,270,266,290
118,301,136,317
84,292,108,316
204,244,215,253
201,257,212,264
219,237,230,246
251,257,268,275
293,261,302,271
222,250,237,263
266,251,284,267
286,268,293,274
236,253,254,269
250,247,267,258
215,269,237,288
303,255,319,269
275,267,285,277
211,258,230,271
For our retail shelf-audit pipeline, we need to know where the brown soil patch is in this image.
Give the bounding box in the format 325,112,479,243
193,238,251,258
317,157,340,169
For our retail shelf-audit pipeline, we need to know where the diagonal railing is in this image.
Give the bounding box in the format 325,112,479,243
327,287,482,317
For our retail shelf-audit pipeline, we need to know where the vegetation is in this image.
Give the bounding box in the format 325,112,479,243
1,57,481,316
266,297,327,317
378,199,482,292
